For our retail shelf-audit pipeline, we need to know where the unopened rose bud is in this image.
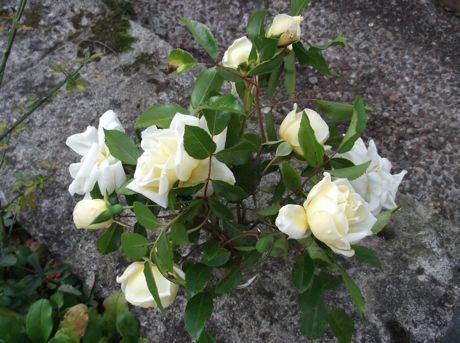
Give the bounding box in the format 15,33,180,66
222,36,253,69
116,262,185,309
73,199,113,230
266,14,304,47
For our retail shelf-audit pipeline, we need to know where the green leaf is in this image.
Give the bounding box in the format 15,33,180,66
247,9,267,39
315,33,347,50
216,67,244,82
183,125,217,159
0,254,17,267
203,110,231,136
215,138,259,165
313,100,353,121
121,233,149,260
214,266,241,295
172,199,204,224
337,96,367,153
143,261,165,313
133,201,160,230
339,267,365,318
102,291,128,335
155,231,174,273
181,18,219,60
168,48,196,74
284,51,296,96
292,253,315,293
267,61,283,100
328,161,370,180
170,223,190,245
200,95,244,115
254,36,278,61
116,311,139,343
256,203,281,217
297,280,328,339
291,0,311,15
317,271,342,290
198,330,216,343
248,54,283,76
275,141,293,157
255,235,274,253
97,224,122,254
135,103,188,128
201,240,231,267
352,245,383,270
208,197,233,220
281,162,302,191
212,180,247,202
265,111,278,141
26,299,54,343
292,42,337,76
191,68,223,108
298,110,325,166
184,293,213,340
330,158,355,169
104,129,140,165
172,182,205,196
270,236,289,258
185,263,213,298
329,309,354,343
371,207,400,234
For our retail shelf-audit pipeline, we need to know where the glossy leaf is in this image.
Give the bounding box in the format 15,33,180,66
156,231,174,273
203,110,231,136
184,293,214,340
247,9,267,39
183,125,217,159
212,180,247,202
104,129,140,165
185,263,213,298
97,224,122,254
281,162,302,191
256,202,281,217
267,61,283,99
291,0,311,15
255,235,274,253
191,68,223,108
215,138,259,165
297,280,328,339
181,18,219,60
339,267,365,318
276,141,293,157
214,266,242,295
292,253,315,293
248,54,283,76
329,309,354,343
315,33,347,50
292,42,337,76
208,197,233,220
372,207,400,234
328,161,370,180
168,48,196,74
133,201,160,230
298,110,325,166
201,240,231,267
121,233,149,260
201,95,244,115
135,103,188,128
352,245,383,270
26,299,53,343
143,261,165,313
337,96,367,153
284,51,296,95
313,100,353,121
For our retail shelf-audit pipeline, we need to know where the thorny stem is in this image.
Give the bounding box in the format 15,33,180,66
0,0,28,88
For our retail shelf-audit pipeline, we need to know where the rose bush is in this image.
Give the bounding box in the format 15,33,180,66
67,2,406,342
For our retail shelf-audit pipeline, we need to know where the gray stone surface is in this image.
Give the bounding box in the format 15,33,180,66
0,0,459,342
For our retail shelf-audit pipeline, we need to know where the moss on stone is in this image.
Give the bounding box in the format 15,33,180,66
23,9,42,28
121,52,158,74
76,1,137,57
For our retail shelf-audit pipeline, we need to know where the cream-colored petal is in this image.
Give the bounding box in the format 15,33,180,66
66,126,98,156
275,204,309,239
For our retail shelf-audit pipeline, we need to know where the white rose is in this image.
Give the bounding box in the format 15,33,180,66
222,36,253,69
275,204,308,239
303,172,376,257
116,262,185,308
127,113,235,208
337,138,407,215
66,110,127,196
279,104,329,155
266,14,304,46
73,198,112,230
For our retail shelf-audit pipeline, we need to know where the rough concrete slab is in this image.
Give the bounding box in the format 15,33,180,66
1,0,459,342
